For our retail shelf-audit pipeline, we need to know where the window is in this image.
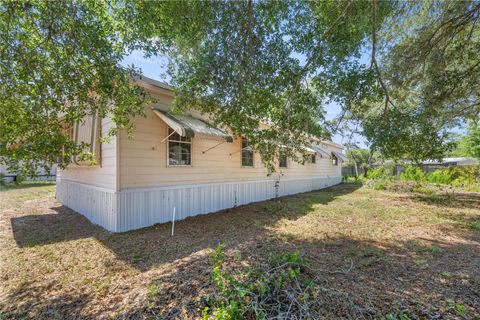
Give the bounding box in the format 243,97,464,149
168,127,191,165
241,138,254,167
61,121,75,141
279,151,287,168
60,121,75,164
305,154,316,164
332,154,338,166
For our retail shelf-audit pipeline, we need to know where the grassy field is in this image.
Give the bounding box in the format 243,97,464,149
0,182,479,319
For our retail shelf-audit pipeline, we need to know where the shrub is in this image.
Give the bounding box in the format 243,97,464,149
425,165,480,191
449,165,480,190
365,163,479,192
367,165,393,180
427,169,453,184
399,165,425,183
371,179,394,191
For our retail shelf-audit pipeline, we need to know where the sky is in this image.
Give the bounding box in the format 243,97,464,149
121,50,368,148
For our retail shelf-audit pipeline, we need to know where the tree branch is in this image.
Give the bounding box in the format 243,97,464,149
371,0,395,114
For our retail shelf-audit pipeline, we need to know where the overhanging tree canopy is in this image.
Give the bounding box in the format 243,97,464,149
122,0,393,170
1,0,149,175
1,0,479,174
356,0,480,161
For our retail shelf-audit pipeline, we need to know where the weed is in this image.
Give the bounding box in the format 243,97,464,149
44,309,63,320
380,309,411,320
427,169,453,184
350,245,384,258
405,241,443,255
371,179,394,191
400,166,425,183
365,164,480,192
412,185,435,195
131,253,142,264
466,220,480,230
429,245,443,255
146,282,160,302
203,245,363,319
455,304,466,317
94,282,111,295
446,299,467,317
413,258,428,268
367,166,394,180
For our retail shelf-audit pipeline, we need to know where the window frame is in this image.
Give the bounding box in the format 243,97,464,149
60,120,75,165
166,126,193,167
279,151,288,168
332,154,338,166
305,153,316,164
241,137,254,167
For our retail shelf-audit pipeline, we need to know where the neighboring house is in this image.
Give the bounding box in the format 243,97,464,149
415,157,479,173
420,157,478,167
56,76,347,232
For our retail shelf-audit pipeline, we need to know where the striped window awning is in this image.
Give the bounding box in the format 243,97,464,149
309,145,330,158
332,151,348,162
152,108,234,142
273,143,316,154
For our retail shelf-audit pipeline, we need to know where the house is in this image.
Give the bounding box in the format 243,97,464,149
56,76,347,232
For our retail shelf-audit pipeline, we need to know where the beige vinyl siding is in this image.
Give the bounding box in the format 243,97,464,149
119,87,342,189
55,81,343,233
57,117,117,190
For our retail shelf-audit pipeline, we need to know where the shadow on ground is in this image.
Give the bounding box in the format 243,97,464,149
10,182,362,271
412,191,480,210
3,182,480,319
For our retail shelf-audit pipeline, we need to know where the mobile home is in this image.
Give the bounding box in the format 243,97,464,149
56,76,347,232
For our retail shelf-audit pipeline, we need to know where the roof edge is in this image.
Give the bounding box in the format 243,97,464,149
138,76,343,148
134,75,173,92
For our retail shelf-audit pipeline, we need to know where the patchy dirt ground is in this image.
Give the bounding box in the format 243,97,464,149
0,182,479,319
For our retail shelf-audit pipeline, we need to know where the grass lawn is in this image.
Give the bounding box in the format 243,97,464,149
0,182,479,319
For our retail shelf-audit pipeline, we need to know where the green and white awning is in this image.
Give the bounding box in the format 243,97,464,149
331,150,348,162
309,144,330,158
152,108,234,142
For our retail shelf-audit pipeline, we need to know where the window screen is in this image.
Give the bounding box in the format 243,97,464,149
241,138,254,167
332,154,338,166
168,128,192,165
279,152,287,168
305,154,316,164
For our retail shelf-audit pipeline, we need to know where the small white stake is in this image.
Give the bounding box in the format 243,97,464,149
171,207,176,236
